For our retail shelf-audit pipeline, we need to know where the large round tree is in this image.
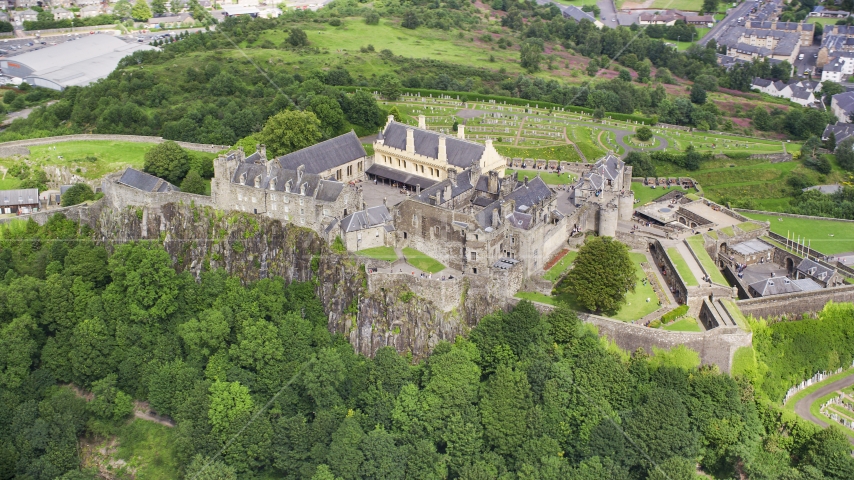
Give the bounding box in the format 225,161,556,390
560,236,636,315
144,141,191,185
258,110,322,157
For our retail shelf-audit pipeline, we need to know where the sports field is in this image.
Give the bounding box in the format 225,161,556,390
742,212,854,255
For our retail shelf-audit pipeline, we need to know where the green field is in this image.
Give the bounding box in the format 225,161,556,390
506,168,575,185
631,183,692,205
806,16,844,27
742,213,854,255
496,144,583,162
662,317,703,332
666,247,700,286
686,235,729,285
113,419,180,479
515,291,555,305
402,247,445,273
617,0,702,11
543,250,578,282
0,140,218,182
355,246,398,261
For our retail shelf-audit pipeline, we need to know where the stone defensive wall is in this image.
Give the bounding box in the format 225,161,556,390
0,134,228,156
735,209,854,224
101,172,216,223
650,239,689,305
0,200,100,227
736,284,854,320
511,297,751,373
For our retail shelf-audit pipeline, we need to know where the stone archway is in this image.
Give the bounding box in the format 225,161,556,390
786,257,794,275
690,221,698,228
720,243,728,254
678,216,688,225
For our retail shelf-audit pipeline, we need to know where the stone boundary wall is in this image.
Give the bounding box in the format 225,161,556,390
736,284,854,319
751,153,792,163
508,299,752,372
0,201,98,226
23,25,118,34
766,231,854,278
735,209,854,224
0,134,228,155
101,172,216,220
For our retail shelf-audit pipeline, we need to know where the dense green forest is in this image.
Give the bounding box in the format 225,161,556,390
1,214,853,479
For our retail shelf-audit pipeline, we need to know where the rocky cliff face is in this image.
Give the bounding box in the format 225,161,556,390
94,202,500,359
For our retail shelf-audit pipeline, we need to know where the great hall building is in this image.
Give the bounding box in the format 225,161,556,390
365,115,507,190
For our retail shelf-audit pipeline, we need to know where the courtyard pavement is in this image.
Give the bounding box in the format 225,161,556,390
362,181,412,208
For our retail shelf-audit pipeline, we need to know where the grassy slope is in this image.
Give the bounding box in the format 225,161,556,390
543,250,578,282
742,212,854,255
662,317,703,331
356,246,398,261
666,247,700,286
114,419,180,479
402,247,445,273
686,234,729,285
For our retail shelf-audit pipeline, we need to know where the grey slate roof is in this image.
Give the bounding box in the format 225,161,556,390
579,154,624,191
561,5,597,24
381,121,485,169
276,131,366,175
790,85,813,100
365,163,438,189
797,258,835,280
231,160,344,202
118,168,178,193
59,185,74,195
413,168,476,204
749,277,821,296
752,77,773,88
731,239,773,256
823,121,854,142
0,188,38,205
340,205,392,233
833,91,854,115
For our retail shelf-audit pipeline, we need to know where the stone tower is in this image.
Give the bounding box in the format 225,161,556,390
598,201,618,238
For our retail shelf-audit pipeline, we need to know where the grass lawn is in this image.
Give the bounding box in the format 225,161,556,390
515,291,555,305
355,246,398,262
543,250,578,282
506,169,575,185
807,17,844,27
662,317,703,332
402,247,445,273
496,144,583,162
0,141,218,182
686,235,729,285
737,221,763,232
742,213,854,255
114,419,180,479
666,247,700,286
631,183,692,205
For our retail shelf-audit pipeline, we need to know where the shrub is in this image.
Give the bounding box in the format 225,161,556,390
60,183,96,207
661,305,689,323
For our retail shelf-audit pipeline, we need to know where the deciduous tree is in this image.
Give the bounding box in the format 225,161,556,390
144,140,191,185
258,110,322,157
559,236,635,314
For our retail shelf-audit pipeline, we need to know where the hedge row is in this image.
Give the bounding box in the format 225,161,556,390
661,305,689,323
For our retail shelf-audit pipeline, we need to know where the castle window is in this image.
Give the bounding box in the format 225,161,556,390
238,193,243,201
300,208,305,215
435,226,439,235
284,215,289,221
323,209,330,216
358,161,363,172
472,267,478,274
284,197,289,204
271,194,277,201
470,251,477,261
272,204,277,211
421,165,424,173
403,160,407,169
285,206,289,213
299,199,304,205
336,169,342,180
429,167,433,176
252,197,257,203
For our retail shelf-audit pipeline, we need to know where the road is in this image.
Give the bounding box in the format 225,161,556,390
699,1,753,47
598,0,619,28
792,373,854,445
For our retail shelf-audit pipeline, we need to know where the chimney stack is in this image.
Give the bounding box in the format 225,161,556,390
387,114,395,125
416,183,421,195
492,208,499,228
406,128,415,153
524,175,529,186
438,136,447,163
259,144,267,162
448,167,457,186
458,124,465,140
488,170,499,194
418,114,426,129
383,197,387,208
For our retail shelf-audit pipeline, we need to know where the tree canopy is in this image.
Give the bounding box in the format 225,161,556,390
560,236,636,314
258,109,323,157
143,141,191,185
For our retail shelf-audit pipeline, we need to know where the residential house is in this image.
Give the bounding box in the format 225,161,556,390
748,276,821,297
147,12,194,28
750,78,820,106
809,6,849,18
74,0,101,5
78,5,102,18
795,258,845,287
51,7,74,20
15,9,39,22
0,188,39,214
560,5,603,28
822,121,854,143
831,91,854,122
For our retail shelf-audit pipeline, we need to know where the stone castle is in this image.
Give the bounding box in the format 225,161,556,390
109,115,631,282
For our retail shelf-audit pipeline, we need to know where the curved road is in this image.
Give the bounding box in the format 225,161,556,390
792,374,854,445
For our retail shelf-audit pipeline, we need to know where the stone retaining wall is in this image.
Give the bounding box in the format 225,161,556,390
735,209,854,224
0,134,228,156
736,284,854,319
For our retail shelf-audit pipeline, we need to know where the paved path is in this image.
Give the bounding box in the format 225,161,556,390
598,0,618,27
699,1,753,47
675,241,707,284
792,373,854,445
513,116,529,146
612,129,669,153
563,126,587,162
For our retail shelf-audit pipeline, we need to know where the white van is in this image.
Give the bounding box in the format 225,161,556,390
798,53,804,60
